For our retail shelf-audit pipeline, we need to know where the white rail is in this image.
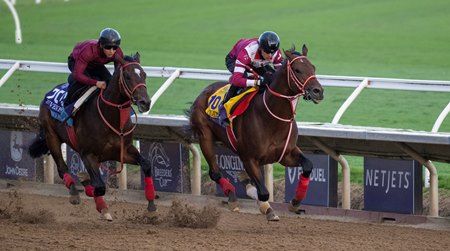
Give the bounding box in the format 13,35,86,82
3,0,22,44
1,59,450,215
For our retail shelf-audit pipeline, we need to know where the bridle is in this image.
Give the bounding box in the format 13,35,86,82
264,55,317,121
97,61,147,173
262,55,317,162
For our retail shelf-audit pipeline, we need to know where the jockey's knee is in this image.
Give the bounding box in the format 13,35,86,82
209,170,221,183
94,186,106,197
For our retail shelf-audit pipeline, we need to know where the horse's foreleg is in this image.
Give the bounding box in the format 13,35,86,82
82,155,112,221
126,147,157,216
45,129,80,204
281,148,313,214
243,159,279,221
199,135,238,211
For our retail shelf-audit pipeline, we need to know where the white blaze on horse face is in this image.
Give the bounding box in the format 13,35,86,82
134,68,142,78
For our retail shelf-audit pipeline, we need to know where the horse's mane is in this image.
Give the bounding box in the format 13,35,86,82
285,45,302,56
123,55,137,62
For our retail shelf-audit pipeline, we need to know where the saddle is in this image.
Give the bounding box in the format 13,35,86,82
205,84,258,128
204,84,258,151
44,84,98,126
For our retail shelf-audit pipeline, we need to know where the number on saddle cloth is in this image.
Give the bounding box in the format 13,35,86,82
43,83,74,123
204,83,259,126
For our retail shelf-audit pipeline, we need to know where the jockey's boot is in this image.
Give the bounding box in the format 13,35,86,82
222,85,239,105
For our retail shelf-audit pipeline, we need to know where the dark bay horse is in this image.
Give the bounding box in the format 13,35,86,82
189,45,324,221
28,53,155,220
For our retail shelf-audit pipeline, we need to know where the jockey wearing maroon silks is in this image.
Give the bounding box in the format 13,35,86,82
65,28,124,105
223,31,284,104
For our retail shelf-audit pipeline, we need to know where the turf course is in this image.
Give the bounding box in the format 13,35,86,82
1,0,449,187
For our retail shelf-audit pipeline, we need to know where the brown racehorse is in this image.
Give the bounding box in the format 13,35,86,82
28,53,156,220
188,45,324,221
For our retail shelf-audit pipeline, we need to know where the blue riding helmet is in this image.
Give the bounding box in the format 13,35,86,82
99,28,121,47
258,31,280,54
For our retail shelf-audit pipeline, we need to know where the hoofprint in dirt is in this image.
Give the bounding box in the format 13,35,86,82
1,187,450,250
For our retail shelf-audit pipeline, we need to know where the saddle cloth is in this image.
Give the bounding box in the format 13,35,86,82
205,84,258,127
43,83,74,125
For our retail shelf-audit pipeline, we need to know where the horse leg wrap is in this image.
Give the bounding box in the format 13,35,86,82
295,175,310,201
145,177,156,201
258,201,271,215
218,177,235,196
84,184,95,197
94,196,107,213
246,184,258,200
94,186,106,197
63,173,75,189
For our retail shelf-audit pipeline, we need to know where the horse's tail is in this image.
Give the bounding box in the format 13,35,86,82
28,129,49,158
183,105,195,143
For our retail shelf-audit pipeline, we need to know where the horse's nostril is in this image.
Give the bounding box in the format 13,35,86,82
313,88,321,94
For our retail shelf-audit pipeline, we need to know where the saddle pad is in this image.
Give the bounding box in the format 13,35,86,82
205,84,229,119
43,83,73,124
205,84,258,122
223,87,258,121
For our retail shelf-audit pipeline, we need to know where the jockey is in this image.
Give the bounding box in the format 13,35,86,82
65,28,124,105
222,31,283,104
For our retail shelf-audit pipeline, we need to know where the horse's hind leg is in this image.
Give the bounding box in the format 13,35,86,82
44,127,80,204
125,146,157,218
81,154,112,221
281,148,313,214
198,131,239,211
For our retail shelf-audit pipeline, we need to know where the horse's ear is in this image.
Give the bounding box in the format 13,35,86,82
133,52,141,63
283,48,291,58
302,44,308,57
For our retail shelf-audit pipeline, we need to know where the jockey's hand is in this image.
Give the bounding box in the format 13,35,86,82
255,77,263,87
261,72,273,86
96,81,107,89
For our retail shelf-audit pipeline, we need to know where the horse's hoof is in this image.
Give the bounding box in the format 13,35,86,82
101,208,113,221
144,210,158,220
228,201,240,212
69,195,80,205
266,208,280,221
288,201,305,214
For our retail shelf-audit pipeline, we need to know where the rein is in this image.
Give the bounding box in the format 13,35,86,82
262,55,316,163
97,61,147,174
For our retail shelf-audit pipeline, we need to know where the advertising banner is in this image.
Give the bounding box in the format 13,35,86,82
0,130,37,180
364,157,422,214
285,154,338,207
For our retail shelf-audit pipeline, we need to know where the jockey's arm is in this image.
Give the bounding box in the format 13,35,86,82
73,55,97,86
229,52,260,88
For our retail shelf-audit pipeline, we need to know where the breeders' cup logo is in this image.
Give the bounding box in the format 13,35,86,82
10,131,23,162
148,143,172,187
69,153,85,174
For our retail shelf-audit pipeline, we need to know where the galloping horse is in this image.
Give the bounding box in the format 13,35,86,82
188,45,324,221
28,53,156,220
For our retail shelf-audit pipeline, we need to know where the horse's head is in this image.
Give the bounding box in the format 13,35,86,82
283,45,324,104
116,52,151,112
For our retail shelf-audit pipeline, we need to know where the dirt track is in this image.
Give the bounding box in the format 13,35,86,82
1,182,450,251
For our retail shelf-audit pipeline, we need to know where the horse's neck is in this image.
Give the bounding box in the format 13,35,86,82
261,68,297,119
102,76,128,104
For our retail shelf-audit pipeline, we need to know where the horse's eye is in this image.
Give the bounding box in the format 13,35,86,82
295,69,301,74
